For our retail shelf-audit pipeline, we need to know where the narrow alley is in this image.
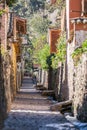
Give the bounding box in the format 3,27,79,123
0,0,87,130
2,77,77,130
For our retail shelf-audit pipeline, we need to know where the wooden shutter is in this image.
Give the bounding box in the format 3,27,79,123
16,19,26,35
49,29,61,53
82,0,87,15
84,0,87,13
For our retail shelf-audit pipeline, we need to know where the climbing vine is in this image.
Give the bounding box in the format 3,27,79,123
72,39,87,66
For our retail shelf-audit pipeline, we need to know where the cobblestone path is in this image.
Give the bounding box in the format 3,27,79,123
2,77,78,130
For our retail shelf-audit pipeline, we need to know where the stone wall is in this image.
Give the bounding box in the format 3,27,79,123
43,71,48,89
67,39,75,100
16,63,22,91
3,53,11,113
38,69,42,83
74,53,87,121
0,3,13,127
39,62,68,101
54,62,68,101
0,54,7,128
67,30,87,122
0,3,8,126
39,69,48,89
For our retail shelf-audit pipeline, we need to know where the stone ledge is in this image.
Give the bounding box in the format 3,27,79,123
50,100,72,112
42,90,55,96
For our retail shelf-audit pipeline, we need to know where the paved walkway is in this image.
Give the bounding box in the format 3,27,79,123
2,77,78,130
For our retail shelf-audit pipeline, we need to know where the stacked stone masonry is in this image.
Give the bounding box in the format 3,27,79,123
67,30,87,122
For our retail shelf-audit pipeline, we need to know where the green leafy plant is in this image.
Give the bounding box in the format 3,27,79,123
72,40,87,66
82,40,87,53
32,35,56,70
0,9,5,16
46,53,55,69
32,35,47,61
52,33,66,69
0,44,8,57
6,0,16,6
0,0,16,7
37,44,50,70
29,0,45,12
30,14,50,35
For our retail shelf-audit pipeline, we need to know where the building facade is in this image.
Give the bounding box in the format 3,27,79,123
66,0,87,121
